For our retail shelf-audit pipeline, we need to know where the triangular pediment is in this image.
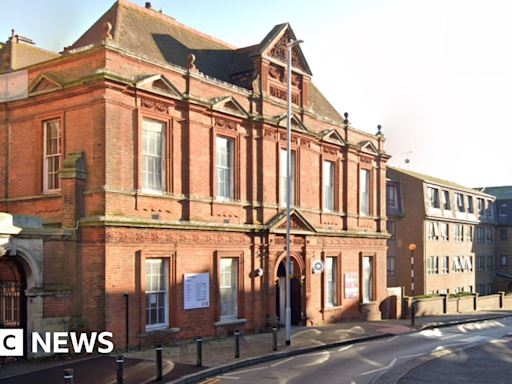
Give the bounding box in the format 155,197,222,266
274,113,308,132
267,208,316,234
135,74,182,99
211,96,249,117
250,23,312,76
321,129,346,146
28,73,63,96
359,140,379,155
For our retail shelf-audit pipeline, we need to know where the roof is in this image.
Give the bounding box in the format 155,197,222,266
308,83,344,124
476,186,512,200
0,36,59,71
388,166,495,198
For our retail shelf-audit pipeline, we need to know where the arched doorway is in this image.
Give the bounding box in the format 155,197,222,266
0,255,27,359
275,256,302,326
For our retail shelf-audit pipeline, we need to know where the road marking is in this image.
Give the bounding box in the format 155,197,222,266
338,345,354,352
387,336,399,342
216,376,239,380
198,379,222,384
271,357,295,367
298,351,330,357
359,358,397,376
225,367,267,375
460,336,491,343
398,353,423,359
439,335,459,340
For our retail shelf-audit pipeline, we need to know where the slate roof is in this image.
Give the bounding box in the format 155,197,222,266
68,0,342,126
388,166,495,198
476,186,512,200
0,37,59,71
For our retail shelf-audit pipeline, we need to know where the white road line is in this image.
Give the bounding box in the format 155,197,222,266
387,336,399,342
297,351,330,357
338,345,354,352
358,358,397,376
216,376,240,380
398,353,423,359
224,367,267,376
271,357,295,367
460,336,491,343
439,335,459,340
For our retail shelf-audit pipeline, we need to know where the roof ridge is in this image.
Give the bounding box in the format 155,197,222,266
117,0,238,50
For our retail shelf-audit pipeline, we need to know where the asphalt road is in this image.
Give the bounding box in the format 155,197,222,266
207,318,512,384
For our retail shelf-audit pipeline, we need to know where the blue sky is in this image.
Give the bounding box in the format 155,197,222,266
3,0,512,188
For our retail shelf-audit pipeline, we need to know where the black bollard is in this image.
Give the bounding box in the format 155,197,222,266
196,337,202,367
272,326,278,351
234,330,240,358
117,355,124,384
64,368,73,384
156,342,163,380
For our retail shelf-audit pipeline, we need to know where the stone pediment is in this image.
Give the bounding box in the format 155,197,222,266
274,113,308,132
267,208,316,234
28,73,63,97
211,96,248,117
135,74,182,99
359,140,379,155
321,129,346,146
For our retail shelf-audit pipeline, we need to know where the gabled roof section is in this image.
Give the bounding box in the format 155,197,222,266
274,113,308,132
359,140,379,155
308,82,344,125
28,72,63,96
473,186,512,200
70,0,237,82
250,23,312,76
321,129,346,146
135,74,182,99
266,209,316,234
211,96,249,117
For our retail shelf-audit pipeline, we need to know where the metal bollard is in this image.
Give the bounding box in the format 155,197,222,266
156,342,163,380
64,368,73,384
196,337,202,367
272,326,278,351
234,330,240,358
117,355,124,384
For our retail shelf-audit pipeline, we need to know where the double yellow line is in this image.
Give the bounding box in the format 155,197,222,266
198,378,222,384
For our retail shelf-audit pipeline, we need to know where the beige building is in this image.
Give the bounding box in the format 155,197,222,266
386,167,496,296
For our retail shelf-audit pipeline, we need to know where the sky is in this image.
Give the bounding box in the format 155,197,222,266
2,0,511,188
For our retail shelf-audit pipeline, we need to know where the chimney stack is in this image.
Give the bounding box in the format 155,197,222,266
145,2,151,9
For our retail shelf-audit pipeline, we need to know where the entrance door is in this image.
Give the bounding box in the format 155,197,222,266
291,277,301,325
276,260,301,326
0,257,26,359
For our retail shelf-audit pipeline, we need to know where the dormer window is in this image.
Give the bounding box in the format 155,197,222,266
428,187,439,208
455,193,465,212
442,191,450,210
467,196,474,213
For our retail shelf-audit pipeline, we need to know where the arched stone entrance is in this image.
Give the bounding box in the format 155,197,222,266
275,252,304,326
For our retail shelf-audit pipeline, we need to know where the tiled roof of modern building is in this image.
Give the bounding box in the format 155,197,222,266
388,166,495,198
475,186,512,200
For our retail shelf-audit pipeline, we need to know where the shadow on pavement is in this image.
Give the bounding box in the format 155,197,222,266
0,356,207,384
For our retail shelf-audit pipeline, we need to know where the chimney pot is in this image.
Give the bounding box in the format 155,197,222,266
145,2,151,8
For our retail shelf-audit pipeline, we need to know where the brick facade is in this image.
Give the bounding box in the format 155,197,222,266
0,0,390,353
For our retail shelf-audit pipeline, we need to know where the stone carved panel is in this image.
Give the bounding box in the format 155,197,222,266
215,118,237,131
269,34,307,73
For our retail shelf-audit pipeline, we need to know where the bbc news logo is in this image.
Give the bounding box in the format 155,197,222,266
0,330,114,356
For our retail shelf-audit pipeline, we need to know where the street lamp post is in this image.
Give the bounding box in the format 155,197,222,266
409,243,416,326
285,38,303,346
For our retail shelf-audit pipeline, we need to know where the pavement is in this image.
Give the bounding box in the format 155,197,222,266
1,310,512,384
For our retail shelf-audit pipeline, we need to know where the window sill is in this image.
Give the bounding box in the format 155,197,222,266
140,327,180,337
323,305,343,312
214,318,247,327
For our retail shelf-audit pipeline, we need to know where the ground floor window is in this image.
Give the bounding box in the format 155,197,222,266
363,256,373,303
326,257,337,307
145,258,168,329
487,283,492,295
220,258,238,319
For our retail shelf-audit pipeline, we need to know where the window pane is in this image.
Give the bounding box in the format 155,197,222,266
142,119,165,192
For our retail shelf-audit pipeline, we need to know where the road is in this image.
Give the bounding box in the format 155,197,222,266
198,317,512,384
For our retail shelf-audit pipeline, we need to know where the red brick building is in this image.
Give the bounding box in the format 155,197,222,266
0,0,390,355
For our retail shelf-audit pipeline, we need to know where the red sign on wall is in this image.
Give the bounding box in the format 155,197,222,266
344,273,358,299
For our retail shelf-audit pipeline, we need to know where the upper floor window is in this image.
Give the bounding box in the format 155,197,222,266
427,256,438,275
428,187,440,208
323,161,334,212
467,196,474,213
441,223,449,241
486,228,493,243
501,255,508,267
387,220,396,240
486,200,493,216
454,225,463,242
477,256,485,272
477,198,484,215
476,227,484,243
455,193,465,212
216,136,234,201
465,256,473,273
442,190,450,210
465,226,473,242
427,222,439,240
501,229,508,240
387,257,396,276
142,118,165,193
500,203,508,216
360,169,370,216
280,149,296,207
43,118,61,192
441,256,449,274
487,255,493,271
387,184,398,209
453,256,464,273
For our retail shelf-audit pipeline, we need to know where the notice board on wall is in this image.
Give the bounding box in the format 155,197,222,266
184,273,210,310
344,273,358,299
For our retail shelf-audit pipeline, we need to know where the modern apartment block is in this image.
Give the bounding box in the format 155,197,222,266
386,167,496,297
